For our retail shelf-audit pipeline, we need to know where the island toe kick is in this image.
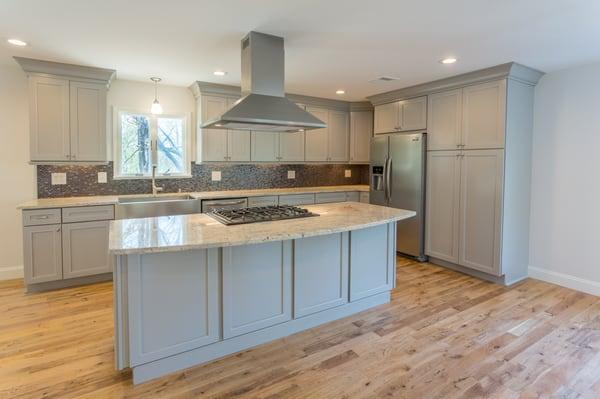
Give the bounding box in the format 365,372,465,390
113,222,397,384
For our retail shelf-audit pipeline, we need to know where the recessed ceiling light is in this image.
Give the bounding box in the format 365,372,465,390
440,57,457,64
213,70,227,76
336,90,345,95
7,38,27,47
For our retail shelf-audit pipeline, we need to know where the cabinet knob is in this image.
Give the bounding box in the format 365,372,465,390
56,227,61,232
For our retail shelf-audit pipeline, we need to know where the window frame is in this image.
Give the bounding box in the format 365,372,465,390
113,109,192,179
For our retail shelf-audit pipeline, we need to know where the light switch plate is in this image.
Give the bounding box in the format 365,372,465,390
345,169,352,178
51,172,66,185
287,170,296,179
211,171,222,181
97,172,107,184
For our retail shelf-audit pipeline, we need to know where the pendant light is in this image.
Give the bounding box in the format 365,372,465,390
150,77,163,115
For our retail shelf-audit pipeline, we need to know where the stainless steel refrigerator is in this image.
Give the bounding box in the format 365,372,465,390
370,132,426,261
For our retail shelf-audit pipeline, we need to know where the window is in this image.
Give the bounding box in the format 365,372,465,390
115,111,190,178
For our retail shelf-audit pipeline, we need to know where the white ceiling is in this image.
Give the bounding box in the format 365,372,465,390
1,0,599,100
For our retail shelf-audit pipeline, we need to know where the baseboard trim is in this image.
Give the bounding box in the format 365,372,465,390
528,266,600,297
0,265,23,281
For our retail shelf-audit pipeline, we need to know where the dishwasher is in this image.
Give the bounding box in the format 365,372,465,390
201,198,248,213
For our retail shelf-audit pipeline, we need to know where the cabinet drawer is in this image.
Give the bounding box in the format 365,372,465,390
23,209,62,226
278,194,315,206
62,205,114,223
248,196,279,207
359,192,370,203
315,192,347,204
346,192,360,202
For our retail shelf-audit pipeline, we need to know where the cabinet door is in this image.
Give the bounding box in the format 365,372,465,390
427,89,462,150
226,98,251,161
279,131,305,162
425,151,461,263
62,220,111,278
222,241,292,338
251,131,279,162
350,223,396,301
327,111,349,161
29,76,70,162
374,102,399,134
200,96,228,161
248,196,279,207
305,107,329,161
23,224,63,284
127,250,220,366
462,80,506,149
278,194,315,206
458,150,504,275
69,81,107,161
294,233,348,318
349,111,372,163
400,96,427,131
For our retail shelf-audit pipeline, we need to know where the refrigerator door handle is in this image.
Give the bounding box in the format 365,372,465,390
385,157,392,203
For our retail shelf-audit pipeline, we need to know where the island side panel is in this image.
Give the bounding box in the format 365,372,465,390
127,249,220,366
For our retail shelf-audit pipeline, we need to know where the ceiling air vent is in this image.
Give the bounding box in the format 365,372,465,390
369,76,400,83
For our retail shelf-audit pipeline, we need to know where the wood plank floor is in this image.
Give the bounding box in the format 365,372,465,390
2,257,600,398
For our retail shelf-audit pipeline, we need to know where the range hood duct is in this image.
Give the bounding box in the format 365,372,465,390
202,31,326,132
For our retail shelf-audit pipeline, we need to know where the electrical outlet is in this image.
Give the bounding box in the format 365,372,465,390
345,169,352,178
287,170,296,179
211,171,222,181
51,172,66,185
97,172,107,184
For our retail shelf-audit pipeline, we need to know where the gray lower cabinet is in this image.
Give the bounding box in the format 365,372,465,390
127,250,220,366
62,220,111,278
346,192,360,202
278,193,315,206
359,192,370,203
248,196,279,207
222,241,293,339
350,224,396,301
23,224,63,284
294,233,348,318
315,192,347,203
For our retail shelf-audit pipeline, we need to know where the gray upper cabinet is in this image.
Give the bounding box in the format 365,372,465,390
69,81,107,162
279,130,305,162
16,58,115,163
327,110,349,161
23,224,63,284
305,106,329,161
198,96,250,162
427,89,462,151
251,131,279,162
62,220,111,279
462,80,506,149
349,111,373,163
29,76,71,162
374,96,426,134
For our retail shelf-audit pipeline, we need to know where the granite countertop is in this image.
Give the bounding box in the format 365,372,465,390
17,185,369,210
109,202,415,255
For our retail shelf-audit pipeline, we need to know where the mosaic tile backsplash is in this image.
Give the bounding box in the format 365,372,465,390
37,162,370,198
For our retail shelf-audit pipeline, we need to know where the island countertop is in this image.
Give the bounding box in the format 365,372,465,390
109,202,415,255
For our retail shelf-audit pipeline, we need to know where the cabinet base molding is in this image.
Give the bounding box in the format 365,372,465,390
131,291,390,385
428,257,527,286
26,272,112,293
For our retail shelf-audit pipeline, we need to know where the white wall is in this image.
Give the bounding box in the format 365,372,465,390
0,76,194,281
0,65,36,279
529,62,600,295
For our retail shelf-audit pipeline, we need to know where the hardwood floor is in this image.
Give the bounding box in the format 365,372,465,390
2,257,600,398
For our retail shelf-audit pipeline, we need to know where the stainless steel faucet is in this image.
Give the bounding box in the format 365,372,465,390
151,165,163,196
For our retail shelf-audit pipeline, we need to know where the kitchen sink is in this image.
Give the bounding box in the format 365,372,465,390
115,194,201,219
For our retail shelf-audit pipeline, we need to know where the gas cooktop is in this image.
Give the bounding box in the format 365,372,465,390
209,205,319,225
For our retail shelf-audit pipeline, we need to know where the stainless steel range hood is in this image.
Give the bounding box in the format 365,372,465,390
202,31,326,132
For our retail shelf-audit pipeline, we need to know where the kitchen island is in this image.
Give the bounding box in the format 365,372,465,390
110,202,415,384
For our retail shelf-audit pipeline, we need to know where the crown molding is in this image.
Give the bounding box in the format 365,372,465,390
14,57,116,86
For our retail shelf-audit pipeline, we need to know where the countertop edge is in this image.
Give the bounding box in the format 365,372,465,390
108,211,414,256
17,185,370,210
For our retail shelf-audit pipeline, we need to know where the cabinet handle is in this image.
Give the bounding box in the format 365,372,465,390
56,227,61,232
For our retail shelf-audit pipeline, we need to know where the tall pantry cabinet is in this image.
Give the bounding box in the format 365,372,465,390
424,67,541,284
